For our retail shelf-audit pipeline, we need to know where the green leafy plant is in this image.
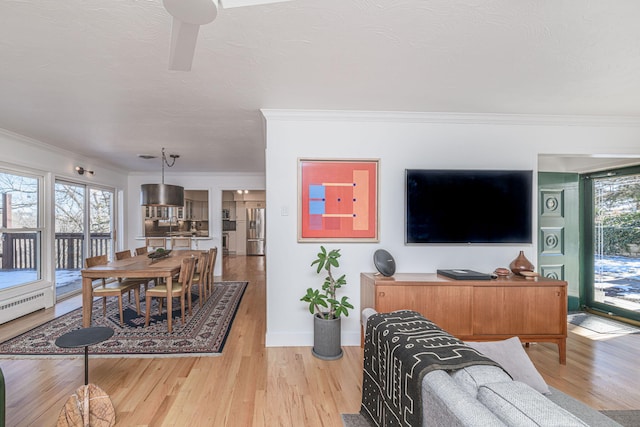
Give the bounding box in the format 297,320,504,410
300,246,354,320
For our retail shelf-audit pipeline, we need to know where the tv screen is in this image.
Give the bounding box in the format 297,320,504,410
405,169,533,244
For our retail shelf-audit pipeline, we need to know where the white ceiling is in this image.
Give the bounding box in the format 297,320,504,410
2,0,640,173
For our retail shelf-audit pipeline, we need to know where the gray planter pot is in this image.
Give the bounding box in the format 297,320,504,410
312,313,343,360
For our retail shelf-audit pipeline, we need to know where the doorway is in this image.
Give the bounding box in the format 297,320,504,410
54,180,114,299
585,168,640,318
221,190,266,258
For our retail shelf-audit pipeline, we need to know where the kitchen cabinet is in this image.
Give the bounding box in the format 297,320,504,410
183,200,208,220
185,200,193,219
222,200,236,220
228,231,237,253
193,201,208,220
143,206,169,220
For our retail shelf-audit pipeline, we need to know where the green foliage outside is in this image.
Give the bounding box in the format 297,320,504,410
595,173,640,256
599,212,640,255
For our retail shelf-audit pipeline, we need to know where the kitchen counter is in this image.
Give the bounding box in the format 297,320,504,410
136,234,212,240
166,231,210,237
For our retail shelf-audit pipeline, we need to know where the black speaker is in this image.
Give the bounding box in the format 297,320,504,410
373,249,396,277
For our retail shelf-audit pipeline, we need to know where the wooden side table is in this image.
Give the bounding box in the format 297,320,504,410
55,327,114,385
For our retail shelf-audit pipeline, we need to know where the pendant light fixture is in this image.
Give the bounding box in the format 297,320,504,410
140,148,185,207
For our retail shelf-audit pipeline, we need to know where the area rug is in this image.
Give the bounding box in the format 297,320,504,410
341,414,371,427
600,410,640,426
568,312,640,334
0,281,247,357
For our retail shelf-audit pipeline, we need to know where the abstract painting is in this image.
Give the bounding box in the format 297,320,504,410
298,158,379,242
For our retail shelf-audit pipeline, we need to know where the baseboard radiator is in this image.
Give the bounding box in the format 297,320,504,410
0,291,46,324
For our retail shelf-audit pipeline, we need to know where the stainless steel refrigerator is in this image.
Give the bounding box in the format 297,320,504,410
246,208,265,256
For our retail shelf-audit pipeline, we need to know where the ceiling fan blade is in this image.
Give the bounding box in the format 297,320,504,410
219,0,294,9
161,0,291,71
163,0,218,25
163,0,218,71
167,18,201,71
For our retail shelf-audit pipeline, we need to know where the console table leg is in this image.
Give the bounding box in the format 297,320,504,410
558,339,567,365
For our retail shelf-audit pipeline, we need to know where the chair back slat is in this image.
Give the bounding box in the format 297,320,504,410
171,237,192,250
207,247,218,282
178,256,196,287
135,246,148,255
115,250,132,260
146,237,167,250
85,254,108,268
197,252,210,286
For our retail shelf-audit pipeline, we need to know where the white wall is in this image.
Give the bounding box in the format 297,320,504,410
126,172,265,276
262,111,640,347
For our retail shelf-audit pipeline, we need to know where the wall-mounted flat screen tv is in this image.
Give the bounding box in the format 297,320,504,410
405,169,533,244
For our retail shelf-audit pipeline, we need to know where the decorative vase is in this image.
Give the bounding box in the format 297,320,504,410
509,251,535,276
312,313,343,360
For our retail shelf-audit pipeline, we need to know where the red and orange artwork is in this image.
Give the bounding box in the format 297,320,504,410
299,159,378,241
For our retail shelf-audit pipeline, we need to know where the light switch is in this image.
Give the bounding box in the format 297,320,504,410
281,205,289,216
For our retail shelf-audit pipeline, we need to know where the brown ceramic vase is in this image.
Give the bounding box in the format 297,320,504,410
509,250,534,276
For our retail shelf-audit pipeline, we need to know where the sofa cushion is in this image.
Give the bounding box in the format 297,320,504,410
422,370,507,427
546,386,624,427
450,365,512,398
478,381,588,426
465,337,550,395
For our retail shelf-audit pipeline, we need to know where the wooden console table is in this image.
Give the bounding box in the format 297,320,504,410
361,272,567,364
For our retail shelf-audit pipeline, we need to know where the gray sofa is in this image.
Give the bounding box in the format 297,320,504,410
361,308,621,427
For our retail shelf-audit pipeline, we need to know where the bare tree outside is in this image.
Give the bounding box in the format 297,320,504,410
1,171,40,290
0,171,38,228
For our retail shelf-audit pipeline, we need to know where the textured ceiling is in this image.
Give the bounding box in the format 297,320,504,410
1,0,640,173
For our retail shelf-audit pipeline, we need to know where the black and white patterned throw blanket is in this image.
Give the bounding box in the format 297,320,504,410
360,310,503,427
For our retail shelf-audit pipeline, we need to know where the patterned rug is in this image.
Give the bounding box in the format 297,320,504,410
0,281,247,357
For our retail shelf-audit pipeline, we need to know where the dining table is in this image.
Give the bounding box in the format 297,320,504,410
81,250,201,333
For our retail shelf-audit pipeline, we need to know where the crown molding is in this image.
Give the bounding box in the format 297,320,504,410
261,110,640,127
0,127,129,174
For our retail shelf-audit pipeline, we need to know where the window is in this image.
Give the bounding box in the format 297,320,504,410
0,169,42,290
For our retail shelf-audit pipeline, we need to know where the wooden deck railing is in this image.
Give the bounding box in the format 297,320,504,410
1,232,112,270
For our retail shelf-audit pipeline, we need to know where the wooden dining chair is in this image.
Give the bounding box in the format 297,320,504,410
146,237,167,251
115,250,133,260
205,247,218,297
190,251,209,307
135,246,148,255
85,254,140,326
145,256,196,327
115,249,152,292
171,237,192,250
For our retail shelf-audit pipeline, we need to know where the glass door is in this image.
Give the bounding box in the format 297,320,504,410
586,167,640,319
55,181,114,299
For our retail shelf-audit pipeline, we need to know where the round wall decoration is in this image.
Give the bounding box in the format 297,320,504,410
374,249,396,277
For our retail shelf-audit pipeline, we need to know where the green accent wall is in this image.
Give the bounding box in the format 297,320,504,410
538,172,581,311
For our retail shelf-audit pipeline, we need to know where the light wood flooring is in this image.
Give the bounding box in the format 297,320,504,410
0,255,639,426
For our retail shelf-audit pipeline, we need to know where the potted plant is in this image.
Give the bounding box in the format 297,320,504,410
300,246,354,360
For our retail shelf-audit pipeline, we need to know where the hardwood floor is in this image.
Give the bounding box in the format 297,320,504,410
1,255,639,426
